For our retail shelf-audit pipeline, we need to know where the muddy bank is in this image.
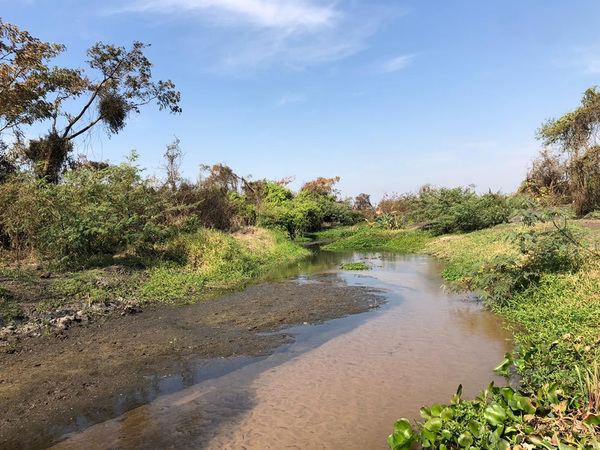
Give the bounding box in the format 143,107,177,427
0,279,383,449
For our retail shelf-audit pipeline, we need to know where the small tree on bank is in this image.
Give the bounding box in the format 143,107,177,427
536,86,600,215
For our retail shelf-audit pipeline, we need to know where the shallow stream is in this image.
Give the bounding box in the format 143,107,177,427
53,251,512,449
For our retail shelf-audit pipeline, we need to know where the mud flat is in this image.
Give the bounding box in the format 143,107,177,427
0,277,383,449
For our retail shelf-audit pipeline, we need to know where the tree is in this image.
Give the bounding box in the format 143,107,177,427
0,19,64,136
300,176,340,199
537,87,600,214
354,193,372,210
0,20,182,182
162,136,183,192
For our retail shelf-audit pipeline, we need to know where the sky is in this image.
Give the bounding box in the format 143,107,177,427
2,0,600,202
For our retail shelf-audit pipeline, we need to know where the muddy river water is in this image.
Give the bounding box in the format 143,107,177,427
52,251,512,449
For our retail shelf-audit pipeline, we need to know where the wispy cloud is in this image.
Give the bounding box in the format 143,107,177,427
109,1,406,74
277,93,307,106
576,46,600,73
552,45,600,74
118,0,339,31
372,54,416,74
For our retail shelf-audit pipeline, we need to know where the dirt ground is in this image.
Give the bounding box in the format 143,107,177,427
0,278,383,449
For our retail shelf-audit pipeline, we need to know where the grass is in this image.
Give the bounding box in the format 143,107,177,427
0,226,311,319
339,262,370,270
138,227,310,303
322,228,434,253
0,287,23,326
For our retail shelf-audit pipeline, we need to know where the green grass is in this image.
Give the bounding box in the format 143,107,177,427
339,262,370,270
138,227,310,303
0,287,23,326
322,228,434,253
426,224,600,375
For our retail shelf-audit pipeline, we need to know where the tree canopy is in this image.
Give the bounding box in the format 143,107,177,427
0,19,181,182
536,86,600,214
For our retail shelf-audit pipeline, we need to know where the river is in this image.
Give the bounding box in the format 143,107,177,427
52,251,512,449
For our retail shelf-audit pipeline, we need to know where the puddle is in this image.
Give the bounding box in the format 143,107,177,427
52,253,512,449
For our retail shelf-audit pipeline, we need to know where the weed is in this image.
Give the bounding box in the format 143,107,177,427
340,262,370,270
0,287,23,325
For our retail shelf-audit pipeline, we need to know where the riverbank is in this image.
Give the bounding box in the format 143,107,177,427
324,223,600,447
0,227,308,345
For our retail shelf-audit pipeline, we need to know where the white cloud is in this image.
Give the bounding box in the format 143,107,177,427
552,45,600,74
578,47,600,74
373,54,416,74
277,93,307,106
119,0,339,31
110,1,406,74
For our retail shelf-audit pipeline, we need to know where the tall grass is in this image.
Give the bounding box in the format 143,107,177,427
139,227,309,303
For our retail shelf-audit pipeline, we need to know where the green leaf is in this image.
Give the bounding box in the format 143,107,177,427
515,396,536,414
430,403,443,417
468,420,485,439
420,406,432,419
441,407,454,421
424,417,443,433
484,403,507,426
421,428,436,446
458,432,474,448
500,387,515,403
493,356,512,377
393,418,415,438
388,419,417,450
584,413,600,426
387,432,413,450
495,439,510,450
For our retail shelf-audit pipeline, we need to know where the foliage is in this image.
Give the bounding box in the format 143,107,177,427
413,186,511,235
0,156,171,267
520,148,570,205
255,179,357,239
322,229,433,253
0,286,23,326
368,187,510,235
451,228,585,305
536,86,600,215
300,176,340,198
1,19,181,181
339,262,370,270
139,227,309,302
0,19,65,136
389,380,599,450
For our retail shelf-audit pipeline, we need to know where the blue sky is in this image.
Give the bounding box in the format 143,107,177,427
2,1,600,202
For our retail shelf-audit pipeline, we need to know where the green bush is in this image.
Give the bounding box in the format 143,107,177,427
452,229,585,305
0,159,171,267
412,187,510,235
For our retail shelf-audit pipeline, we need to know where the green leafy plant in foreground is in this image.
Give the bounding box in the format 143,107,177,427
388,380,599,450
